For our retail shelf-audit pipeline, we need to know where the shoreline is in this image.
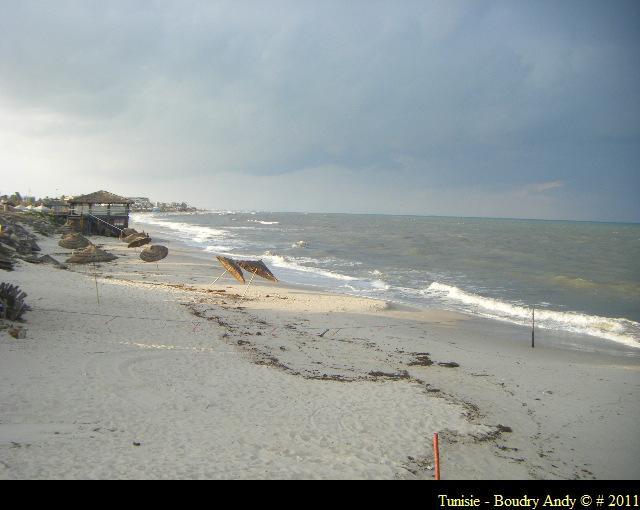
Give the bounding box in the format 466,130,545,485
131,216,640,359
0,225,638,479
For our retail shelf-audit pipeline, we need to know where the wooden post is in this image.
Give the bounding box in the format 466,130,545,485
531,306,535,348
433,432,441,480
93,263,100,306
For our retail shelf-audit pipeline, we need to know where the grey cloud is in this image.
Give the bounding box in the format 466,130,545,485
0,0,638,220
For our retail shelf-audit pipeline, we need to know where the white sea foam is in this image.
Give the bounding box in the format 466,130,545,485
426,282,640,348
131,213,232,245
204,245,236,253
371,279,391,291
262,252,357,282
248,219,279,225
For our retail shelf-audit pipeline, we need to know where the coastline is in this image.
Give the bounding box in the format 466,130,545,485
132,214,640,357
0,225,638,479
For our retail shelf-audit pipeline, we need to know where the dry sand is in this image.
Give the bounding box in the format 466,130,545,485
0,226,638,479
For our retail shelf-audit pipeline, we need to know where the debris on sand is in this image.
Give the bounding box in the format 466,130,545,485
408,353,434,367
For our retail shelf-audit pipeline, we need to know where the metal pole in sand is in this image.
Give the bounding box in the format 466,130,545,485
433,432,441,480
211,269,228,285
93,263,100,306
531,306,535,348
241,270,257,300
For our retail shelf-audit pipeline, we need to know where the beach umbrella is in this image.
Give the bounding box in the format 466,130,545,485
66,245,117,264
140,245,169,263
120,228,138,240
215,256,245,284
58,233,91,250
123,232,147,243
237,259,278,282
128,236,151,248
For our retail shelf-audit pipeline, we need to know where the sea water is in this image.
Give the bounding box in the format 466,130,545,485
132,212,640,351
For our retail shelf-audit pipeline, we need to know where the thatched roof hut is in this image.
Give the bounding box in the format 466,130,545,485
68,190,132,237
68,191,133,205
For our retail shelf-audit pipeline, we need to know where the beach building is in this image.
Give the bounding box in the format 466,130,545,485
67,190,132,236
128,197,153,211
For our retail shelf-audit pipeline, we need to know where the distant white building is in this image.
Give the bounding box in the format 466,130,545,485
129,197,153,210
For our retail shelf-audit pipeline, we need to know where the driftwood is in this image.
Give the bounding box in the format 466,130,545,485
0,283,29,321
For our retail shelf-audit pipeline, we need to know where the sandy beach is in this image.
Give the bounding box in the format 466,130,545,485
0,223,638,480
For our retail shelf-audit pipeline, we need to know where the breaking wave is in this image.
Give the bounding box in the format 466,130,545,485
425,282,640,348
262,252,357,282
248,219,279,225
131,213,232,246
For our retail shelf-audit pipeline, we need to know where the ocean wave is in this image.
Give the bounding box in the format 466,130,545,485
204,245,236,254
425,282,640,348
131,213,231,244
248,219,279,225
371,279,391,291
262,252,357,282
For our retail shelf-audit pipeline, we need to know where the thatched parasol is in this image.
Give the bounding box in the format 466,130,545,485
237,260,278,282
140,245,169,263
66,245,117,264
59,233,91,250
123,232,147,243
216,256,245,284
120,228,138,240
128,236,151,248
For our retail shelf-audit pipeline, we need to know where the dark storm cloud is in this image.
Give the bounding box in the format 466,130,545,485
0,0,638,220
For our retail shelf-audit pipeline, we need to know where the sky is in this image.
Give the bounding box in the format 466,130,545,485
0,0,639,222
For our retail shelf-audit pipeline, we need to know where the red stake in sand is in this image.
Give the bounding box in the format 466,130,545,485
433,432,441,480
